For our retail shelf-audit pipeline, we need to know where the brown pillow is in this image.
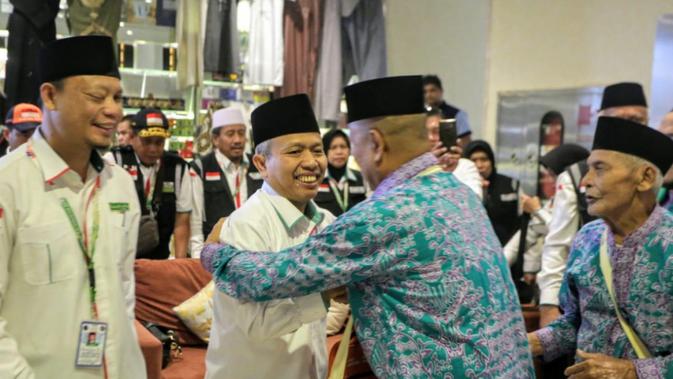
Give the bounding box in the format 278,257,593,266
135,259,212,346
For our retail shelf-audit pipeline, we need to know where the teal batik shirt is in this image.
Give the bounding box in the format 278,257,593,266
202,153,535,378
536,206,673,378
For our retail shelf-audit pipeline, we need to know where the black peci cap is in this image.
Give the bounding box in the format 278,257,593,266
344,75,425,123
539,144,590,176
38,35,120,84
592,116,673,174
599,82,647,111
251,94,320,146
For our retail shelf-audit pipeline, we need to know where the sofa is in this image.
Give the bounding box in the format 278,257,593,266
134,258,211,379
133,258,374,379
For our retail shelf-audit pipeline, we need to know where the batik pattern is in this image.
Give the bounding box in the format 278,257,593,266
536,206,673,378
202,153,535,378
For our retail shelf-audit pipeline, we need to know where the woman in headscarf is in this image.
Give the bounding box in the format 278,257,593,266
315,129,367,216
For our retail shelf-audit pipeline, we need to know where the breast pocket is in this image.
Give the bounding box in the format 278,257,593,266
17,222,79,285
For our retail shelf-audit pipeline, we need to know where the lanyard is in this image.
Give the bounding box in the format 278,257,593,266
328,178,349,212
143,164,158,212
60,177,102,319
598,231,652,358
234,171,242,208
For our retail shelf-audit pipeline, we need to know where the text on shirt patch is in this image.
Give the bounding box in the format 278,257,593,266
350,186,366,194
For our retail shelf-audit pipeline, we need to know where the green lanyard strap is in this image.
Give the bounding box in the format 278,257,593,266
59,177,101,319
328,178,350,212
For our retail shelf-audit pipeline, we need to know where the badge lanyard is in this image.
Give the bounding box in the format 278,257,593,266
328,178,349,212
232,165,246,209
26,141,109,377
60,176,102,320
143,164,159,212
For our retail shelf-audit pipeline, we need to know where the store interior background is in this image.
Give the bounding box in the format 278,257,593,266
1,0,672,175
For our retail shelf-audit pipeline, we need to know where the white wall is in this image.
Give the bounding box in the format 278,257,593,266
385,0,491,138
486,0,673,143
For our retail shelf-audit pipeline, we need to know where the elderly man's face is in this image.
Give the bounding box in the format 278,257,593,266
256,132,326,209
349,123,379,188
49,75,123,149
582,150,642,218
600,106,648,125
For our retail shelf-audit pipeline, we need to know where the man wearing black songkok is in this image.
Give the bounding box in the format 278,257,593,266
530,116,673,378
0,36,147,378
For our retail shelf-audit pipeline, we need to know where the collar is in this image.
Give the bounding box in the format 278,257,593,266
215,149,249,172
261,182,324,231
327,166,356,182
373,152,439,196
606,206,665,250
135,152,160,171
30,128,104,184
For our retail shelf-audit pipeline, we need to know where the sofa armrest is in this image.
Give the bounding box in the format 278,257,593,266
135,319,163,379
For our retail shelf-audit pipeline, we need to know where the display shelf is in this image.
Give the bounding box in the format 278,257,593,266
120,67,176,77
202,80,274,92
123,108,194,120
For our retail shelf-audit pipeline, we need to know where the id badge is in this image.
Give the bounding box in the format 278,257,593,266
75,321,108,368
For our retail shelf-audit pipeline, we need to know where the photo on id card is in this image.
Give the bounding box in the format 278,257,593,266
75,321,108,368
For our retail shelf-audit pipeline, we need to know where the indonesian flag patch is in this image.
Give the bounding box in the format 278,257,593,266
205,172,221,181
146,113,164,127
127,166,138,180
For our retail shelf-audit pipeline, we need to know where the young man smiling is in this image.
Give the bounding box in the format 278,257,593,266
204,94,334,379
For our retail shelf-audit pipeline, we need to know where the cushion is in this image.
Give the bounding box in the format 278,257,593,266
135,259,212,346
173,281,215,343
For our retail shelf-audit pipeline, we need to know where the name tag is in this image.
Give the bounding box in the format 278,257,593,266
75,321,108,368
163,181,175,193
350,186,366,194
248,172,263,180
500,193,518,202
109,202,130,212
205,172,221,181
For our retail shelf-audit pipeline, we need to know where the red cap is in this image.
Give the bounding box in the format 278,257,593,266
5,103,42,131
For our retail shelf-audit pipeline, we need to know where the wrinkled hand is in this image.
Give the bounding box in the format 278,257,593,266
206,217,227,244
521,194,542,214
565,350,637,379
431,140,462,172
539,305,561,327
528,332,544,357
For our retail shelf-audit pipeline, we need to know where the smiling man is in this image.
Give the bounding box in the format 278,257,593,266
529,116,673,378
201,76,534,378
204,94,335,379
0,36,146,378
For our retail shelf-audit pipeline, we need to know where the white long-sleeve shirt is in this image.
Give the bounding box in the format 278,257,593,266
537,172,580,306
503,202,552,273
206,183,333,379
452,158,483,200
0,131,146,379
